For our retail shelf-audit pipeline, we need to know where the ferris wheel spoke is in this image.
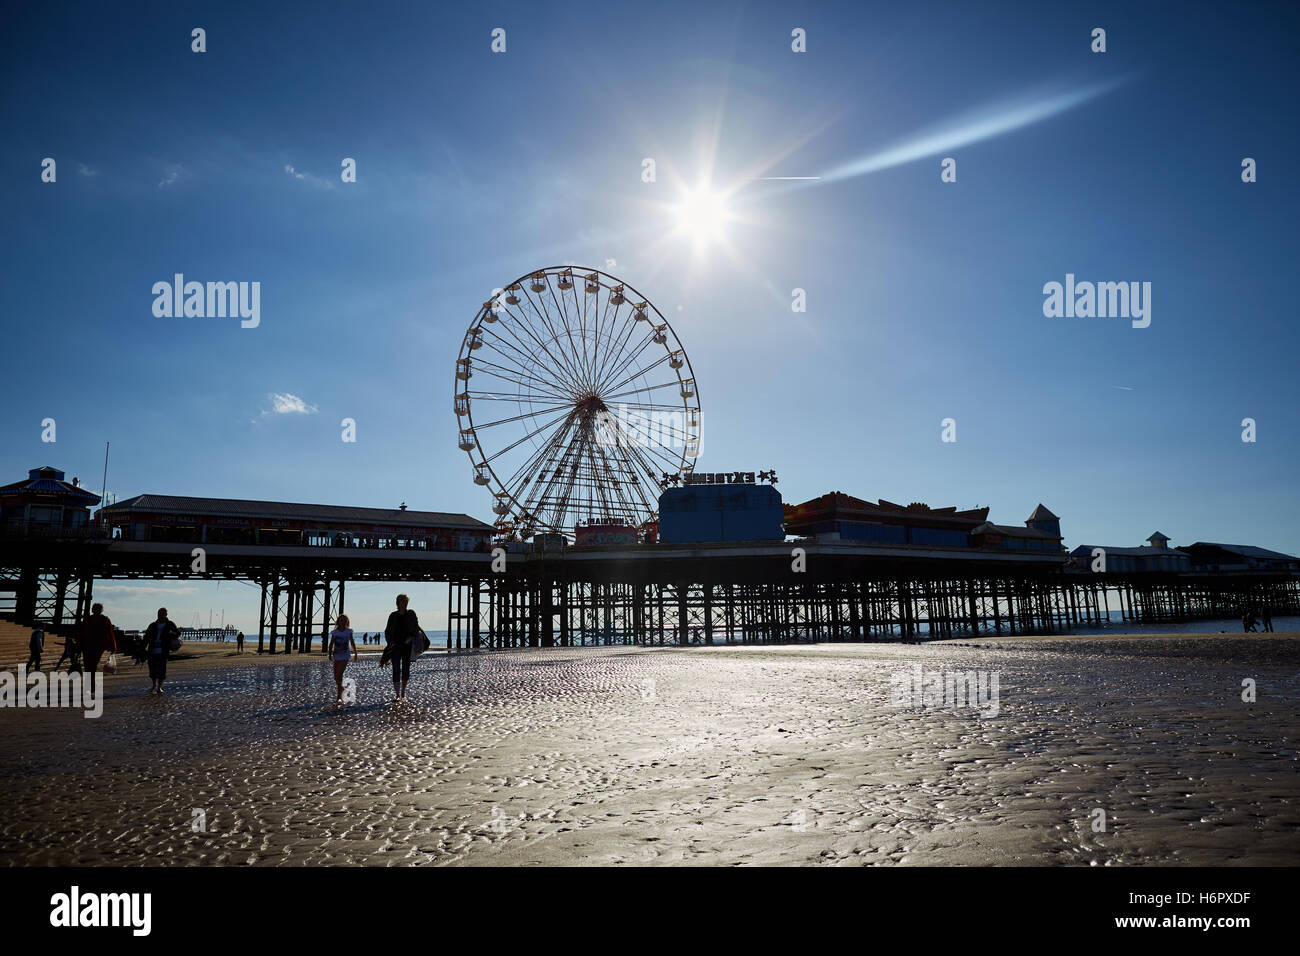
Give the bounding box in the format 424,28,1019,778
579,283,599,385
545,284,592,391
520,420,585,525
590,295,617,391
482,408,575,467
473,345,578,401
593,329,664,396
491,299,587,395
480,319,582,398
622,434,687,477
471,403,574,431
511,292,589,391
600,351,675,399
601,398,690,412
601,381,686,404
590,298,642,389
466,391,573,404
592,439,654,518
502,412,578,495
608,413,695,460
518,285,591,388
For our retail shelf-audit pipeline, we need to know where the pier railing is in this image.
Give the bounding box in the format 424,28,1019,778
0,522,110,541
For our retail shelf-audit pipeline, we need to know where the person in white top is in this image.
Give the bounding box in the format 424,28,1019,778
328,614,358,705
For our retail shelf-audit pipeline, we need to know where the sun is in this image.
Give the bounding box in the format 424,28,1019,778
673,187,730,244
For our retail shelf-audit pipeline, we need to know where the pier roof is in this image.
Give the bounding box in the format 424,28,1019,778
1070,544,1184,557
100,494,493,530
972,522,1060,540
1181,542,1299,562
0,466,101,504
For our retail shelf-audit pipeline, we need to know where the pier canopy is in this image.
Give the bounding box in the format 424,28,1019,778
1180,542,1300,573
0,466,101,538
98,494,493,549
784,493,989,547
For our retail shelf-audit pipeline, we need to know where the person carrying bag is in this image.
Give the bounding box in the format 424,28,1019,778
142,607,181,695
383,593,420,703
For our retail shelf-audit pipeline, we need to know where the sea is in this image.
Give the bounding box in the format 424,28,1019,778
198,612,1298,647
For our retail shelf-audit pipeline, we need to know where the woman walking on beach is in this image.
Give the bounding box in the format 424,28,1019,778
79,603,117,681
384,593,420,702
142,607,180,695
328,614,358,705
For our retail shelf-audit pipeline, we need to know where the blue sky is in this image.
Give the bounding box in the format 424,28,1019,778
2,0,1297,631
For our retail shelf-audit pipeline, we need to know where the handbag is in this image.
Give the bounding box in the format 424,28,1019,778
102,653,118,675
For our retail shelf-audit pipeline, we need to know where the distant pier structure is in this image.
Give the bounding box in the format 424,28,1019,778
1,467,1297,649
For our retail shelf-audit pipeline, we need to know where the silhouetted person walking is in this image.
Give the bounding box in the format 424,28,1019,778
143,607,180,695
384,593,420,702
79,603,117,681
54,633,80,672
27,627,43,671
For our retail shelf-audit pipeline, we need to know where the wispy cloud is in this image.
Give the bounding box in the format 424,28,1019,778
816,76,1132,185
96,584,199,596
254,392,319,422
77,163,99,177
605,257,617,268
284,163,333,189
158,163,183,188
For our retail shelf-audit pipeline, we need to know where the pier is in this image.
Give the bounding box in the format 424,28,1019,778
3,528,1297,652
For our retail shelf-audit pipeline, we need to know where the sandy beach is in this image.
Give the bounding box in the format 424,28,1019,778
1,635,1296,866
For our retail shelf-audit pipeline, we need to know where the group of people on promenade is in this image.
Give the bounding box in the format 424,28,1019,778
1243,606,1275,632
327,593,428,705
25,604,183,694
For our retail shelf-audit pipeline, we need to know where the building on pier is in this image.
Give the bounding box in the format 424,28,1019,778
782,493,988,547
0,467,101,538
1179,542,1300,573
1068,532,1191,573
658,481,784,543
98,494,493,551
969,505,1066,553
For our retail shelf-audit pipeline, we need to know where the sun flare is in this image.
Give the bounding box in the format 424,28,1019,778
673,187,730,243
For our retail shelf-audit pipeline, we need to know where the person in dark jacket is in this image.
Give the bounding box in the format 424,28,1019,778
54,632,80,672
27,627,43,671
79,603,117,681
384,593,420,702
142,607,180,695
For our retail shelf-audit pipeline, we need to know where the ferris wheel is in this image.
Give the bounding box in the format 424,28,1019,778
454,266,700,538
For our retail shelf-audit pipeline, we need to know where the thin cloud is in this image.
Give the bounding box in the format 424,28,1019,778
158,164,183,188
77,163,99,177
95,584,199,596
816,76,1131,185
254,392,319,422
284,163,333,189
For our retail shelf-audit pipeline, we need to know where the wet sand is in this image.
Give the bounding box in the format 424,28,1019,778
1,635,1296,866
